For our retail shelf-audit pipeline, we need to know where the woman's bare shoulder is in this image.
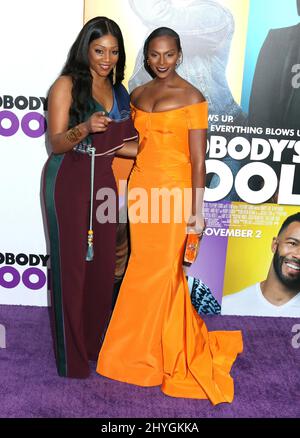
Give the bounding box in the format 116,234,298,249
130,81,155,104
49,75,73,96
130,84,145,103
179,79,206,105
48,75,73,110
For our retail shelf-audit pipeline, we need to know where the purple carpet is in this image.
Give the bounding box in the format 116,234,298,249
0,305,299,418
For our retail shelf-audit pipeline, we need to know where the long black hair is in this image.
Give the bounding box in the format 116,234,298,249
143,27,182,78
61,16,126,124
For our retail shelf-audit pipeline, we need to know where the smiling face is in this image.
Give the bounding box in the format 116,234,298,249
272,221,300,289
147,35,181,79
88,34,119,78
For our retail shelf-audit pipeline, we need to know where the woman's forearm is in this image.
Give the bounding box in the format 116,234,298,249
115,140,139,159
190,161,206,224
50,121,90,154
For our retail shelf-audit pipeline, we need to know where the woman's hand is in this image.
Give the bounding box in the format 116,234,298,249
85,111,112,133
187,214,206,236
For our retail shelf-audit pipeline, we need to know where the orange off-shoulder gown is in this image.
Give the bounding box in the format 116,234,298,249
96,102,243,405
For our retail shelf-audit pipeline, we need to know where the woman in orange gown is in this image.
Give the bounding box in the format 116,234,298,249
97,27,243,405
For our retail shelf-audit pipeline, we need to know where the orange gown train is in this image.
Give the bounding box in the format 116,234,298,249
96,102,243,405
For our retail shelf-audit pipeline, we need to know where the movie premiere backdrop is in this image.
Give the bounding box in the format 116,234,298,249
1,0,299,317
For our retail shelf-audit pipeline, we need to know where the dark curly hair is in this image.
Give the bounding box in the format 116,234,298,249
143,27,182,78
60,16,126,125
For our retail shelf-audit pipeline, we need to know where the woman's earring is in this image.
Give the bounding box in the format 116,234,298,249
113,66,117,84
176,56,182,68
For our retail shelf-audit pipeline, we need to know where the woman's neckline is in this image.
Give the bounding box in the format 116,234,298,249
92,86,115,114
130,101,206,114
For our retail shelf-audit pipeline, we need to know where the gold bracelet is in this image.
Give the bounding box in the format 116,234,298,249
66,126,82,143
